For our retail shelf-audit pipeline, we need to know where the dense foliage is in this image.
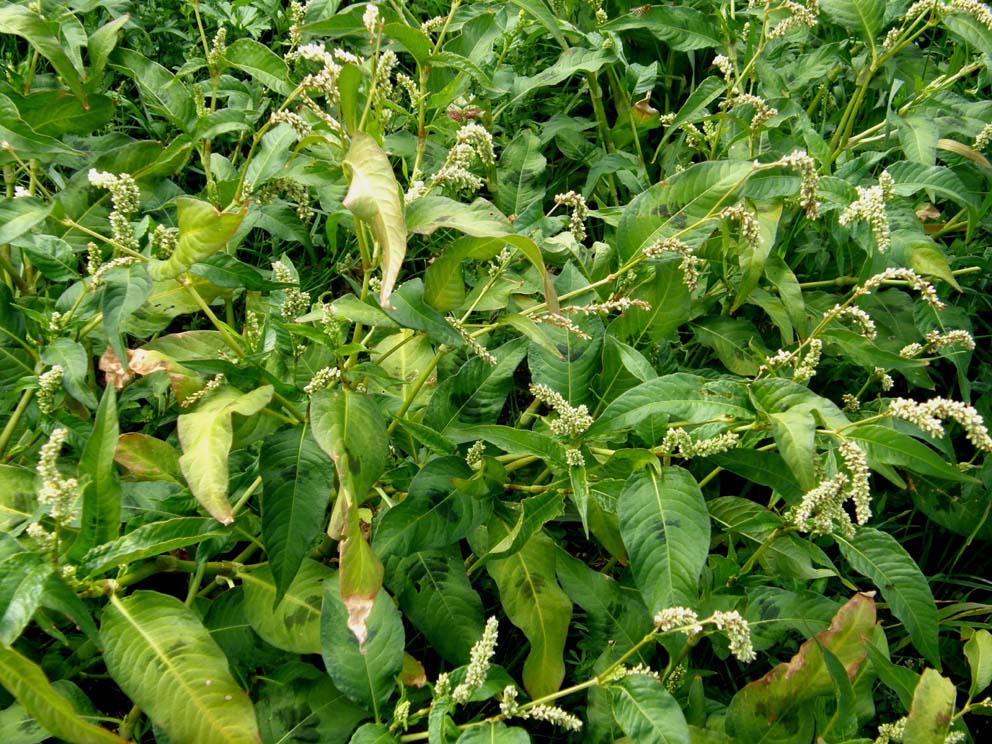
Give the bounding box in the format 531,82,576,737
1,0,992,742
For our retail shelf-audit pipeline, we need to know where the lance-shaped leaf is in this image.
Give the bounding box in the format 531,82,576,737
343,132,406,308
78,517,227,577
241,560,332,654
964,629,992,697
835,527,939,667
0,552,53,646
726,593,876,742
310,388,388,645
259,424,333,603
69,385,121,560
611,674,690,744
321,574,404,717
486,529,572,699
310,388,388,537
619,467,710,613
148,197,245,280
177,385,274,524
0,645,126,744
903,669,955,744
0,7,87,107
114,433,184,484
100,591,261,744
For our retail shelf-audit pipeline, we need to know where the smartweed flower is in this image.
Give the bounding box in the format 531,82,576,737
659,427,740,458
554,191,589,242
446,317,497,365
839,171,894,253
767,0,820,39
37,428,78,524
711,611,756,662
793,441,871,537
653,607,704,636
644,237,701,290
181,374,225,409
88,169,140,251
465,440,486,466
721,94,778,131
36,366,64,415
887,397,992,451
304,367,341,396
719,204,760,250
452,616,499,703
530,383,593,438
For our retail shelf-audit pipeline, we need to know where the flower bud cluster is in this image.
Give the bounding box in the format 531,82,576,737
839,172,893,253
525,705,583,731
562,297,652,316
644,236,702,290
793,338,823,384
665,663,686,693
181,374,225,409
89,257,140,289
36,365,64,415
465,440,486,466
530,383,594,438
711,611,756,662
712,55,734,84
976,122,992,151
37,428,78,524
827,305,876,340
430,124,495,195
721,94,778,131
772,150,820,219
767,0,820,39
719,204,760,249
653,607,756,662
534,312,591,339
659,427,740,458
363,3,380,35
887,397,992,451
452,616,499,703
607,663,661,682
446,317,497,365
554,191,589,242
304,367,341,396
793,441,871,537
873,367,894,391
420,16,446,34
564,447,585,468
88,169,140,251
901,329,975,358
853,267,945,308
149,224,179,260
207,27,227,69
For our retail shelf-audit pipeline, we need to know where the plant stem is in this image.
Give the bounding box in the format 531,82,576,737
0,388,34,459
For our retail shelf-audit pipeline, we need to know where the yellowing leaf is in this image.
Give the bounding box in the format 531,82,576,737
177,385,274,524
343,133,406,308
148,197,245,280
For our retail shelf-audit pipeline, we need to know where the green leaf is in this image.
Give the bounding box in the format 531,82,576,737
964,629,992,697
259,425,333,603
616,160,755,262
0,465,35,531
768,407,817,491
896,113,939,166
41,338,97,409
22,235,78,282
619,467,710,612
424,338,527,433
148,197,245,281
610,261,691,344
406,196,513,237
885,161,979,217
903,669,955,744
382,280,465,347
456,723,530,744
242,560,331,654
494,131,546,226
177,385,274,525
350,724,399,744
223,38,294,95
190,253,293,291
395,550,485,665
471,490,566,574
109,48,193,129
587,374,753,439
486,530,572,699
102,263,151,370
506,0,567,48
374,456,490,561
835,527,940,668
321,575,404,716
0,198,52,245
0,6,87,106
78,518,226,576
527,328,602,409
845,424,977,484
820,0,884,57
611,674,690,744
603,5,721,50
245,123,298,191
70,385,121,559
470,425,567,468
383,23,431,65
343,132,406,308
310,388,388,535
87,14,130,89
726,593,876,743
691,316,764,376
0,646,125,744
114,433,184,484
100,591,260,744
507,47,617,101
0,552,53,646
556,552,652,659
